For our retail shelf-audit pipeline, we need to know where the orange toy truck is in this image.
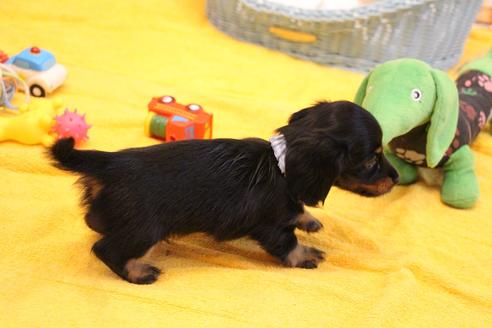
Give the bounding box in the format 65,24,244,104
145,95,213,142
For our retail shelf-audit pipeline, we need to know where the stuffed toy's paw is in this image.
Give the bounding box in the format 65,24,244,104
441,171,479,209
384,149,418,185
441,146,479,209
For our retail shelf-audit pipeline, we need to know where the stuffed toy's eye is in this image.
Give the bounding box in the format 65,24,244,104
411,89,422,101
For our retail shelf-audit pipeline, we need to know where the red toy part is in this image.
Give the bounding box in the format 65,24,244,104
0,51,9,63
52,108,91,145
145,96,213,142
30,47,41,54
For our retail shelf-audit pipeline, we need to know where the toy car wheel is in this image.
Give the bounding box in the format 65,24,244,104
30,84,46,97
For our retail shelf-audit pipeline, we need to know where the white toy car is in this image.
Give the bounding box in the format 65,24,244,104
6,47,67,97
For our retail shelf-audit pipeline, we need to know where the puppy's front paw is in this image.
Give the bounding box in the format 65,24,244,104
296,212,323,233
124,260,161,284
298,219,323,233
284,244,325,269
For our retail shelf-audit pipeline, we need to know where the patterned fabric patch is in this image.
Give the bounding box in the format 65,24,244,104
389,70,492,167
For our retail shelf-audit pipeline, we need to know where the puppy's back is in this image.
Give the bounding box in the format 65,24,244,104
49,138,289,239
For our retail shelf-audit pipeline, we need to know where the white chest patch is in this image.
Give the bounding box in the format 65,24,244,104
269,134,287,175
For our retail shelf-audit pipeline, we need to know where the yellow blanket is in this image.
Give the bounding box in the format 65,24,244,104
1,1,492,326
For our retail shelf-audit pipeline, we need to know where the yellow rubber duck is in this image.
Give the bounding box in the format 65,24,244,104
0,98,63,146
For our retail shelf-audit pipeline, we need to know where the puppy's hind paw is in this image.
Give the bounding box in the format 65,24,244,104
124,261,161,284
284,244,325,269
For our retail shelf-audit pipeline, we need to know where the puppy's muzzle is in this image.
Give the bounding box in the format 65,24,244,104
336,175,398,197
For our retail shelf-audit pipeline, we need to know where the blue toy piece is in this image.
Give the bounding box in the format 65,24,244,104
6,47,56,71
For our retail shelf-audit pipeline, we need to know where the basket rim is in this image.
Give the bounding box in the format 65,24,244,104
238,0,460,21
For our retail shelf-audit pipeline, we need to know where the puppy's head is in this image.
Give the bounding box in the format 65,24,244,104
277,101,398,206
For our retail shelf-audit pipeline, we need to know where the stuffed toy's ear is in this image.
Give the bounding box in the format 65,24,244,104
426,69,459,168
354,73,371,106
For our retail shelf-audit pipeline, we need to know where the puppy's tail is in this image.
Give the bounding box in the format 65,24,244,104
49,138,111,176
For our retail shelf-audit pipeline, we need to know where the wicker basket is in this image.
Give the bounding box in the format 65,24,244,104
206,0,483,71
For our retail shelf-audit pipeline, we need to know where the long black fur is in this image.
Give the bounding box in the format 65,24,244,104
49,101,398,284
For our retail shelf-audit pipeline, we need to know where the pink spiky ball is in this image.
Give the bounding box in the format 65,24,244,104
53,108,91,145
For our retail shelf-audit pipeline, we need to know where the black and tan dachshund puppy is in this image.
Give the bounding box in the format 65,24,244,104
49,101,398,284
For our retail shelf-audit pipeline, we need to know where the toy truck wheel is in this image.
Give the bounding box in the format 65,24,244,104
30,84,46,97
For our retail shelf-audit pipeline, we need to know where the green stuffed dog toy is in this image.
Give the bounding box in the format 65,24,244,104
355,50,492,208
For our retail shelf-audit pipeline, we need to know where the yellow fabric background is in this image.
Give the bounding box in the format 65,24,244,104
1,1,492,327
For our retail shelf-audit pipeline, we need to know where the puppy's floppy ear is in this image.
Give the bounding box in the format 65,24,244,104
284,133,345,206
288,107,311,124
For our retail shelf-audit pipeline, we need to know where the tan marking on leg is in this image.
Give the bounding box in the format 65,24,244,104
78,176,104,203
285,244,325,268
85,177,103,200
296,211,323,233
126,259,149,282
124,246,161,284
297,211,316,225
285,244,305,267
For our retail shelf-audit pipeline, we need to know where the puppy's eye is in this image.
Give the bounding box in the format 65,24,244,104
364,156,378,170
411,89,422,101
